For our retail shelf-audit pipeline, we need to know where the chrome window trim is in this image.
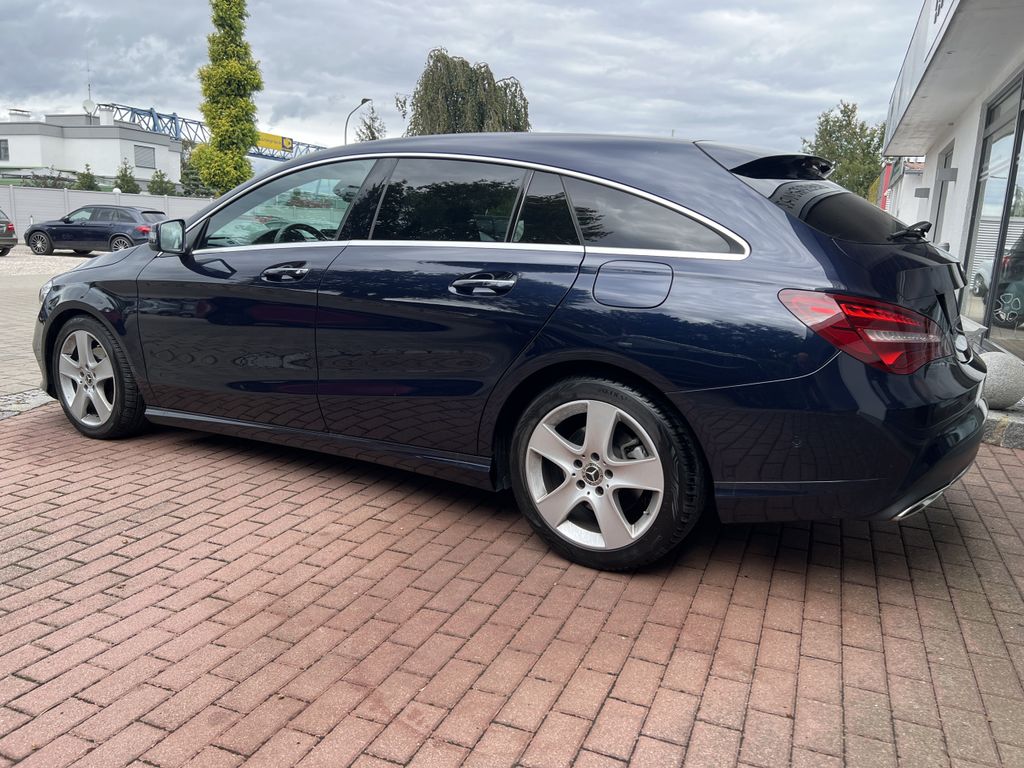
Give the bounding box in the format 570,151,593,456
192,241,351,257
191,240,585,257
185,151,750,260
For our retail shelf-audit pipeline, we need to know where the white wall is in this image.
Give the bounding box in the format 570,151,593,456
916,93,987,262
0,186,211,238
888,172,929,225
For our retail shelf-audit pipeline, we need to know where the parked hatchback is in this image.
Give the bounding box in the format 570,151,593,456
33,134,986,570
26,205,165,256
0,207,15,256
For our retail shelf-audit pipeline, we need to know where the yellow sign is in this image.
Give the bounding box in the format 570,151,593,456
256,132,294,152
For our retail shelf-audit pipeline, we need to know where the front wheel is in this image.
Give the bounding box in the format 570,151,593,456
510,378,707,570
29,232,53,255
109,236,133,251
52,316,147,439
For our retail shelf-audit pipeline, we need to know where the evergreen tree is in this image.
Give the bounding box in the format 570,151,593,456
73,164,100,191
398,48,530,136
147,169,176,196
113,159,141,194
802,101,885,200
355,105,387,142
192,0,263,195
180,139,213,197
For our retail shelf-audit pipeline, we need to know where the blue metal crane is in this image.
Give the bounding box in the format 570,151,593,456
99,103,327,161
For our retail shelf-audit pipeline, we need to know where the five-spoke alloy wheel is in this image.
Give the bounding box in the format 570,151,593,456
52,316,147,439
58,329,116,427
511,378,706,570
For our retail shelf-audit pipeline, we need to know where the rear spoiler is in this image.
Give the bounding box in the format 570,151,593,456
696,141,834,180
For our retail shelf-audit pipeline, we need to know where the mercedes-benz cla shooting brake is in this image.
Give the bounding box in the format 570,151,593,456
34,134,986,570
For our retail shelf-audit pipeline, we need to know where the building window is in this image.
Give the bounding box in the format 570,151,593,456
133,145,156,169
0,139,8,162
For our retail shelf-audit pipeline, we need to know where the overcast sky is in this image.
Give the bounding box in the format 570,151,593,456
4,0,921,152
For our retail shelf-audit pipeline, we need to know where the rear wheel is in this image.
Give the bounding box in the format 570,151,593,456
29,232,53,255
510,378,706,570
52,316,147,439
109,236,133,251
0,248,9,257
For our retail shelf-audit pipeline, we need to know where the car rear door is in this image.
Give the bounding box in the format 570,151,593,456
137,158,377,429
316,157,585,453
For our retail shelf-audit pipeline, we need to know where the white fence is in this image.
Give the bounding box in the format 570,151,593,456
0,187,213,239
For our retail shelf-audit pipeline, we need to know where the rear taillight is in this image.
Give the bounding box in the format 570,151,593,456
134,225,151,235
4,223,13,233
779,289,950,374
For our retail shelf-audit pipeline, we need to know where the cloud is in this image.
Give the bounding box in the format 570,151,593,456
1,0,919,153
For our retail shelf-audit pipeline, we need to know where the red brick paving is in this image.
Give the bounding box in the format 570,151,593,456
1,404,1024,766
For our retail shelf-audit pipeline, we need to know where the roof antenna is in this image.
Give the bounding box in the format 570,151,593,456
82,53,96,118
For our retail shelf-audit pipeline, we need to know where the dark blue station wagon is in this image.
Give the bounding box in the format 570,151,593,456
33,134,986,569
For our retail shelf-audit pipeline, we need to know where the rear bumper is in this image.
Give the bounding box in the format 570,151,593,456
0,235,17,248
670,352,987,524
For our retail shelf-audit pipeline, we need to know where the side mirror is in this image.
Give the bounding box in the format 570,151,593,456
149,219,187,255
61,216,71,224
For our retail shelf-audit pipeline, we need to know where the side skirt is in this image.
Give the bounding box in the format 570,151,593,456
145,407,495,490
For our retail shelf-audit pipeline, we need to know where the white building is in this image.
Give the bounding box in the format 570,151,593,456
0,110,182,184
882,159,930,227
885,0,1024,356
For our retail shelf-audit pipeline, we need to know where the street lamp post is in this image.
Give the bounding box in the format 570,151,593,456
344,98,372,145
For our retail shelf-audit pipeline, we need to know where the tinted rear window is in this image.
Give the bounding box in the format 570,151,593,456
373,159,526,242
742,177,909,243
562,178,735,253
141,212,165,223
511,172,579,246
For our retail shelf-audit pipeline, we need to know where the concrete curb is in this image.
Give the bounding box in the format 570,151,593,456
983,406,1024,448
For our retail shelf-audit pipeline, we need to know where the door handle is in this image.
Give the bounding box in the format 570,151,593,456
261,264,310,283
450,272,517,296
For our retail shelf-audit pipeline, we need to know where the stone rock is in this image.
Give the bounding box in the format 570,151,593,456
980,351,1024,410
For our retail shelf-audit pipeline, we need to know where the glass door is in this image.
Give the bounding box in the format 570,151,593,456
962,84,1022,332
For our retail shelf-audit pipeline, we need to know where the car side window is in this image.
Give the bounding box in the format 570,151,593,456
66,208,93,223
199,159,376,249
94,209,114,222
115,209,135,223
562,178,736,253
511,172,580,246
372,159,527,242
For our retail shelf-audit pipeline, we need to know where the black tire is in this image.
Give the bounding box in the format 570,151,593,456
52,315,147,439
73,250,92,256
0,248,9,257
109,236,133,251
971,273,987,297
28,231,53,255
509,377,707,570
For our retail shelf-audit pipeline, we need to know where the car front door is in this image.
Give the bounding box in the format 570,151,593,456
50,207,96,249
137,158,376,430
316,158,585,454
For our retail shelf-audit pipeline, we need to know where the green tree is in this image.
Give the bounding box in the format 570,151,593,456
355,104,387,142
802,101,885,200
192,0,263,196
73,164,100,191
179,140,213,197
147,169,176,196
397,48,530,136
113,159,141,193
